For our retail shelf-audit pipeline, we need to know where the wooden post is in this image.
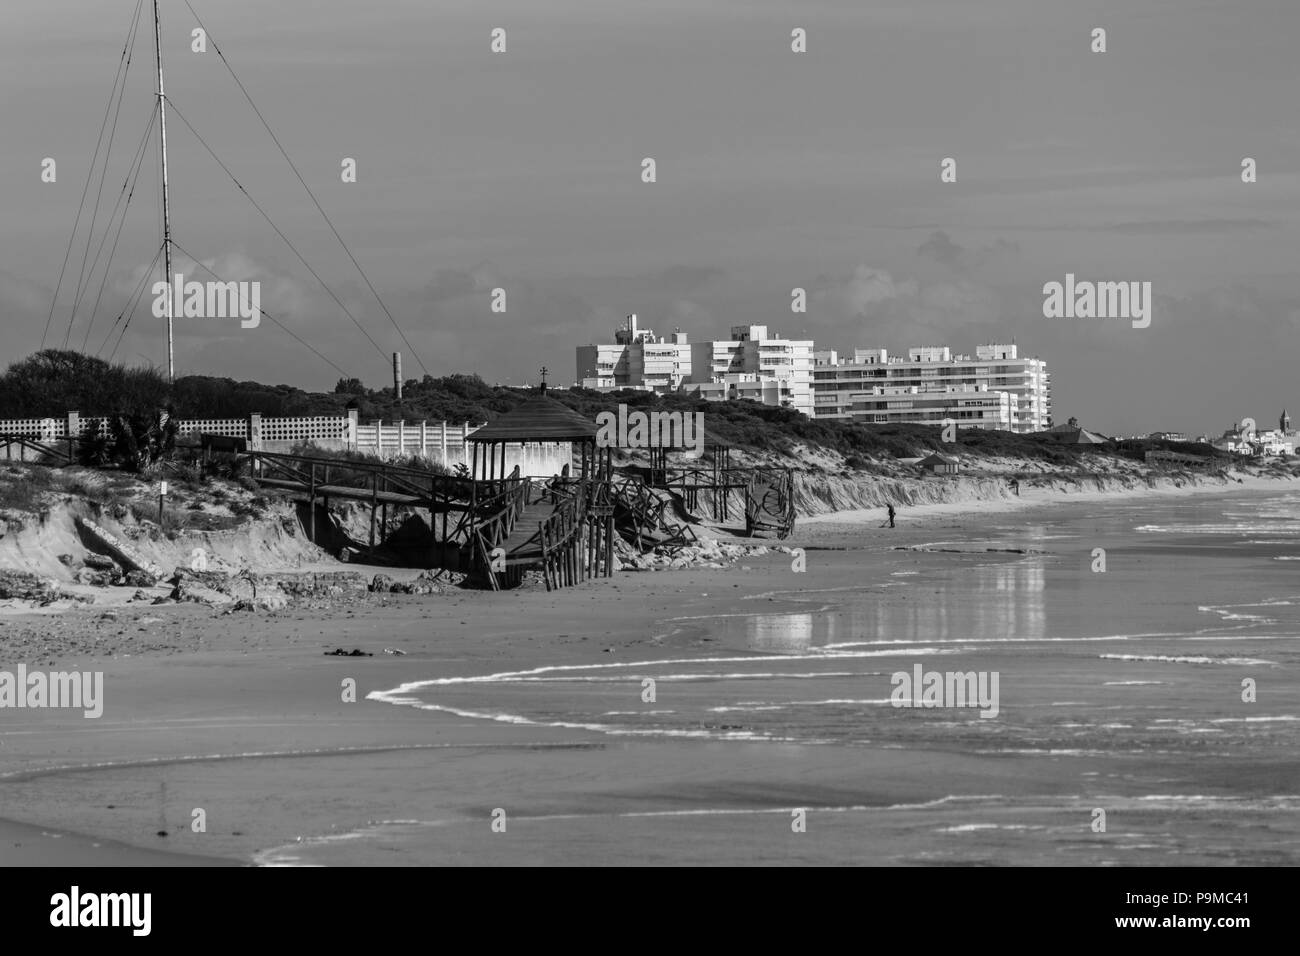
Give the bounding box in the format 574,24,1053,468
309,461,317,541
540,524,551,592
369,472,377,550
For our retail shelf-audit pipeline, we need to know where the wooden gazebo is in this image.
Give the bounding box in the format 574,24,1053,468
467,388,610,481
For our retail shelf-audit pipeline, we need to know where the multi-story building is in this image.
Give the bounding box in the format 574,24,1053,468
577,318,814,416
681,372,786,407
811,343,1051,433
689,325,814,417
576,315,690,392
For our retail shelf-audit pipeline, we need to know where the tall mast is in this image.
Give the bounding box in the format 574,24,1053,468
152,0,174,383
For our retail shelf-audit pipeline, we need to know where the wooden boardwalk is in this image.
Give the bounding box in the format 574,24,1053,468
495,502,554,564
244,450,615,591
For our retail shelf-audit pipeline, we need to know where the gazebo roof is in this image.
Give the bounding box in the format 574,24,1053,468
467,395,599,443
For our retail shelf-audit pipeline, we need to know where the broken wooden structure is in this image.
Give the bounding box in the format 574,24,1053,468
743,468,796,539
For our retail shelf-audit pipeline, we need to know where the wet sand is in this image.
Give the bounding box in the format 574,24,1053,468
2,484,1298,865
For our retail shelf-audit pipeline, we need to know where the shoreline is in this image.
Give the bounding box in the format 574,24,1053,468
794,470,1295,533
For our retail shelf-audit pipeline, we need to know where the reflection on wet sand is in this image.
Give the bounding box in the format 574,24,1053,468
731,557,1047,653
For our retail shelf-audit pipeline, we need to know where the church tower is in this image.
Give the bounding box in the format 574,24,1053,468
1282,410,1292,434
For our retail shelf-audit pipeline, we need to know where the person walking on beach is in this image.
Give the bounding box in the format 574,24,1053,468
887,504,896,528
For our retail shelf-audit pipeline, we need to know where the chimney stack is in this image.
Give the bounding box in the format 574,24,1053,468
393,352,403,400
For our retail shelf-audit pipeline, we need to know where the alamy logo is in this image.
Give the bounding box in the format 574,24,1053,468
594,404,705,458
890,664,999,718
0,665,103,718
1042,273,1151,328
50,887,150,936
151,271,261,328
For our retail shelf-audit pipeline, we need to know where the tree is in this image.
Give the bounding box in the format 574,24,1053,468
334,377,366,395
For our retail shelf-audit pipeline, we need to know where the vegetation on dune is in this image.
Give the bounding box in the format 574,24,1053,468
1,349,1232,468
77,410,180,473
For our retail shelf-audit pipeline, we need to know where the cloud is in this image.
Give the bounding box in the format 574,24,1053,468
917,231,1021,271
1102,219,1277,235
652,265,723,292
808,263,1006,349
663,299,713,328
917,230,963,267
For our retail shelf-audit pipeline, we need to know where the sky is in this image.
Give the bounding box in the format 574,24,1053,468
2,0,1298,436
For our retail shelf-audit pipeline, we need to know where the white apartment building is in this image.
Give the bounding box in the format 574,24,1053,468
811,343,1051,433
689,325,814,417
577,318,815,416
682,372,786,407
576,314,690,392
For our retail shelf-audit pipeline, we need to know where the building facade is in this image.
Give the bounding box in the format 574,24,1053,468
689,325,814,416
810,343,1051,433
576,314,690,392
577,318,814,416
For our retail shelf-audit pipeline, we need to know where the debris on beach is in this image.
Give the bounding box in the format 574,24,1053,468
0,569,66,605
613,536,771,572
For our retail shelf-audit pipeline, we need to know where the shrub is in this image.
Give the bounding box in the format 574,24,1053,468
0,473,41,512
0,350,169,419
78,410,179,473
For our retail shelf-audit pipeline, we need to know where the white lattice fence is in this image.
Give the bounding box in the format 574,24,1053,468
261,416,350,443
0,412,505,462
0,417,65,438
175,419,247,438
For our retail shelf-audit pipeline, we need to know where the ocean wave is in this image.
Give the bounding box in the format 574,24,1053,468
1099,653,1275,666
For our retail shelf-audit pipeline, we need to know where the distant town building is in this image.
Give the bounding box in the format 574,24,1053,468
810,343,1050,433
1210,413,1297,456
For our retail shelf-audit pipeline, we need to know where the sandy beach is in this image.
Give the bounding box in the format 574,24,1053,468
2,476,1298,866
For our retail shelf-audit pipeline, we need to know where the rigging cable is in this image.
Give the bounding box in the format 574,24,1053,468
100,241,165,360
169,237,356,380
164,95,391,367
42,0,146,351
65,0,148,348
182,0,429,376
81,101,160,351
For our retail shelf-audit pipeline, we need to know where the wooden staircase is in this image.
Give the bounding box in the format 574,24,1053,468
495,501,556,564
